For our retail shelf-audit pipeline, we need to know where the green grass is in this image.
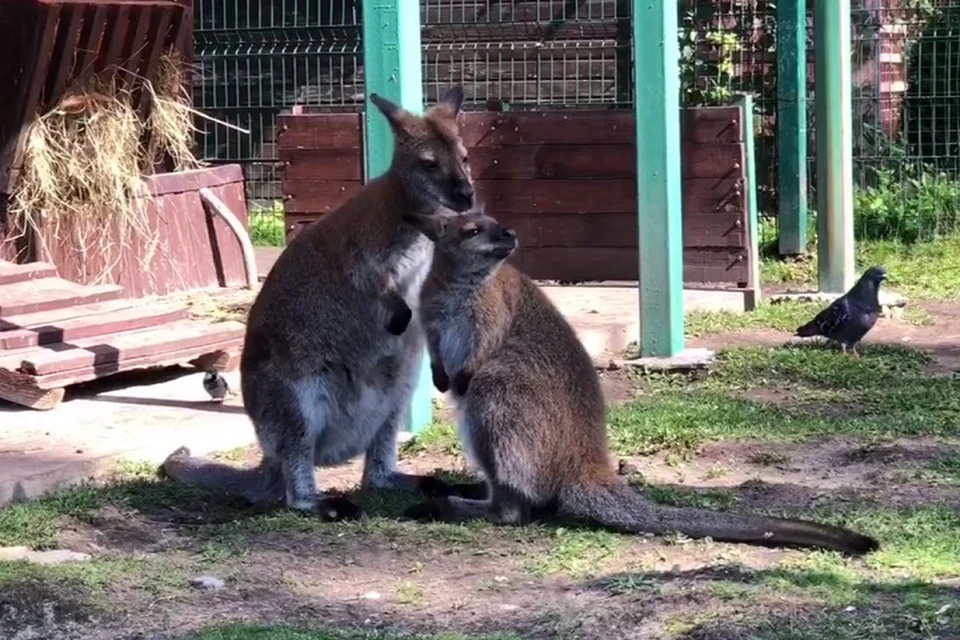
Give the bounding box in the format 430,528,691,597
249,201,286,247
761,235,960,300
605,344,960,456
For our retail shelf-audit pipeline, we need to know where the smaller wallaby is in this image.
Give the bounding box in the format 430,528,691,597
403,209,880,556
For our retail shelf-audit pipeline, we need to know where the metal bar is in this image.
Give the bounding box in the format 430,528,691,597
633,0,683,357
777,0,808,256
736,93,761,292
361,0,433,433
814,0,855,293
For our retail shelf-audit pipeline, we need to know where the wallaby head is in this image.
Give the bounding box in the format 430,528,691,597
369,86,475,214
414,207,519,278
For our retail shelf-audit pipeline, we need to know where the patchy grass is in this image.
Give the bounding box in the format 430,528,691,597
191,627,523,640
4,337,960,638
761,235,960,301
605,344,960,456
249,201,286,247
685,300,932,338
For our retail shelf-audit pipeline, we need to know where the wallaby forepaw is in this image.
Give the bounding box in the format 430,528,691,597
386,307,413,336
404,498,451,522
315,496,364,522
431,365,450,393
451,370,473,396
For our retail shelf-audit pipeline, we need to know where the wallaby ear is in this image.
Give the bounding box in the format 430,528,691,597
420,217,448,243
428,85,464,121
369,93,408,131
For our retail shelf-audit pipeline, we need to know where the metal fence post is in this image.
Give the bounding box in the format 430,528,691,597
361,0,433,433
633,0,684,357
777,0,809,256
814,0,856,293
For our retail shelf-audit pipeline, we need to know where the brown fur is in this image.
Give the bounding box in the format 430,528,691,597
404,210,880,556
161,86,480,518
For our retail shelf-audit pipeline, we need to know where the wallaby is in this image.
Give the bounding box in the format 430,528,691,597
403,209,880,556
162,86,477,519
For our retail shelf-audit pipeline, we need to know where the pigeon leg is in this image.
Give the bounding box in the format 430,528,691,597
841,343,848,356
851,344,861,358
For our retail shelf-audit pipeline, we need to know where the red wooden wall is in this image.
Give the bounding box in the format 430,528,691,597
278,108,755,287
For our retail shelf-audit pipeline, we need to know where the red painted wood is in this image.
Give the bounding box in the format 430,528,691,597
0,261,57,286
17,319,246,375
0,302,187,350
33,336,242,388
0,279,125,318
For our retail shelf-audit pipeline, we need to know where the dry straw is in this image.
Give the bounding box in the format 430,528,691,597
8,48,201,283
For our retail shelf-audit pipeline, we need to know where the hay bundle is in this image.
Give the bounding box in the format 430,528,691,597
9,50,201,282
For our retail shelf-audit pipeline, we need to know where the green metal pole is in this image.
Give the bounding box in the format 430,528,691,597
814,0,856,293
362,0,433,433
633,0,684,357
777,0,808,256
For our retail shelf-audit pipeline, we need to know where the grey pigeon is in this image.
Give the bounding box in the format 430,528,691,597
202,369,230,402
794,266,888,357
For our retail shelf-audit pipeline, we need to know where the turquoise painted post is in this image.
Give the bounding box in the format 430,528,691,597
632,0,684,357
735,94,761,293
814,0,856,293
361,0,433,433
777,0,808,256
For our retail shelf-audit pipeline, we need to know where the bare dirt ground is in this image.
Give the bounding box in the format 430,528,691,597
3,298,960,640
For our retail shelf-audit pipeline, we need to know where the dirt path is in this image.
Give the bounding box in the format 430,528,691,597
4,299,960,640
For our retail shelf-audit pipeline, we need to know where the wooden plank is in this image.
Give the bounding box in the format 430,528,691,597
493,212,747,250
3,2,60,194
73,4,109,85
0,299,143,332
17,319,246,376
283,181,362,214
0,365,64,410
33,337,243,389
682,107,744,144
508,247,750,284
0,261,57,286
98,5,130,74
136,5,174,115
142,165,245,197
0,303,188,350
45,4,84,105
279,148,364,181
683,144,745,180
467,145,634,180
455,109,744,148
276,114,364,150
0,280,125,318
116,8,151,92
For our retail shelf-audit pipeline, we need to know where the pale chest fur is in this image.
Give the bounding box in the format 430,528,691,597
423,284,478,377
390,234,434,311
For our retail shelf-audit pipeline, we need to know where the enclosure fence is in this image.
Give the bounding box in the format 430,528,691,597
193,0,960,248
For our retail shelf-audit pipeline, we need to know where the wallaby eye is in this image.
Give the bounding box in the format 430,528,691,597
461,155,469,165
420,157,438,170
464,227,481,237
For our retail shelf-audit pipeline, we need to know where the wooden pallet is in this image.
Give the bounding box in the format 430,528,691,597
0,260,246,410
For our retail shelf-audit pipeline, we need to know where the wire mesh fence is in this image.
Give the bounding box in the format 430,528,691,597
194,0,960,250
193,0,630,246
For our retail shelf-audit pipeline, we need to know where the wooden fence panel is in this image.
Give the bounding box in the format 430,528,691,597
279,106,755,287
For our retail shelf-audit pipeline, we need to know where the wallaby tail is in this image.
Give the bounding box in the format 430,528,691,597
160,446,284,505
560,481,878,556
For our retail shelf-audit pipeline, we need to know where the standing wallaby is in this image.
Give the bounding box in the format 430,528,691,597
162,86,476,519
404,209,880,556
